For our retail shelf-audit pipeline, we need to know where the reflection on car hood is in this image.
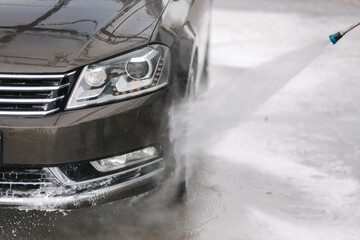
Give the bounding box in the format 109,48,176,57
0,0,168,73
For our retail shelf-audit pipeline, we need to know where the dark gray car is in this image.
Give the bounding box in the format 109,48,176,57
0,0,211,209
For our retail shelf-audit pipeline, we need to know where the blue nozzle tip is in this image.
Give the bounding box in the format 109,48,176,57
329,34,338,44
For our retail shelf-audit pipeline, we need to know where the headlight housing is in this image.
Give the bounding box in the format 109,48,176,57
66,45,170,110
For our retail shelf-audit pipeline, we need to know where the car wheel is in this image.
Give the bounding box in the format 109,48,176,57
173,158,187,203
172,51,200,203
199,41,210,93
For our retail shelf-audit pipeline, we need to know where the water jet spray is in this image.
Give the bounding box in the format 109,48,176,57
329,21,360,44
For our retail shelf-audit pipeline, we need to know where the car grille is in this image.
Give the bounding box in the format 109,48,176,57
0,71,76,116
0,168,58,197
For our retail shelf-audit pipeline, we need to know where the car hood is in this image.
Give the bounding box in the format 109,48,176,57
0,0,168,73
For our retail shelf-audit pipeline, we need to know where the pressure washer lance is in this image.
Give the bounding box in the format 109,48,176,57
329,21,360,44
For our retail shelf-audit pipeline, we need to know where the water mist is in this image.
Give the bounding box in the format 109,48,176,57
169,40,330,185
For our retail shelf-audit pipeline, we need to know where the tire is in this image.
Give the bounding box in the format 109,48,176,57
172,51,200,203
173,164,187,203
199,41,209,93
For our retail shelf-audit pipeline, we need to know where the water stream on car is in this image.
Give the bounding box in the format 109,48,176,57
170,40,330,182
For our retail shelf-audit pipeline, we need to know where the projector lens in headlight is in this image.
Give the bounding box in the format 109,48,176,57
66,45,170,110
90,146,161,172
126,58,152,80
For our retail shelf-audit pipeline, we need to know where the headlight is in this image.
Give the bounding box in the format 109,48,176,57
66,45,170,110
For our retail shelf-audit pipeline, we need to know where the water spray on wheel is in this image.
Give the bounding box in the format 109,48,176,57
329,21,360,44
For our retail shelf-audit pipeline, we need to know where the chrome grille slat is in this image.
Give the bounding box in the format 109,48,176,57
0,71,76,116
0,83,70,92
0,71,76,79
0,108,60,116
0,95,64,104
0,182,54,186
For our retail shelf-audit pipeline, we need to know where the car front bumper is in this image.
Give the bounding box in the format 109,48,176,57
0,86,177,208
0,86,174,166
0,159,165,209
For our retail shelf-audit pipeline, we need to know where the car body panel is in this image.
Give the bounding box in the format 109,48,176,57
0,85,175,166
0,0,169,73
151,0,212,94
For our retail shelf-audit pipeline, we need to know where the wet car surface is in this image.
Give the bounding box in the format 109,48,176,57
0,0,211,208
2,0,360,239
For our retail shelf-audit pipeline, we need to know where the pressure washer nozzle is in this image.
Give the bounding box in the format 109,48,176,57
329,32,343,44
329,21,360,45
